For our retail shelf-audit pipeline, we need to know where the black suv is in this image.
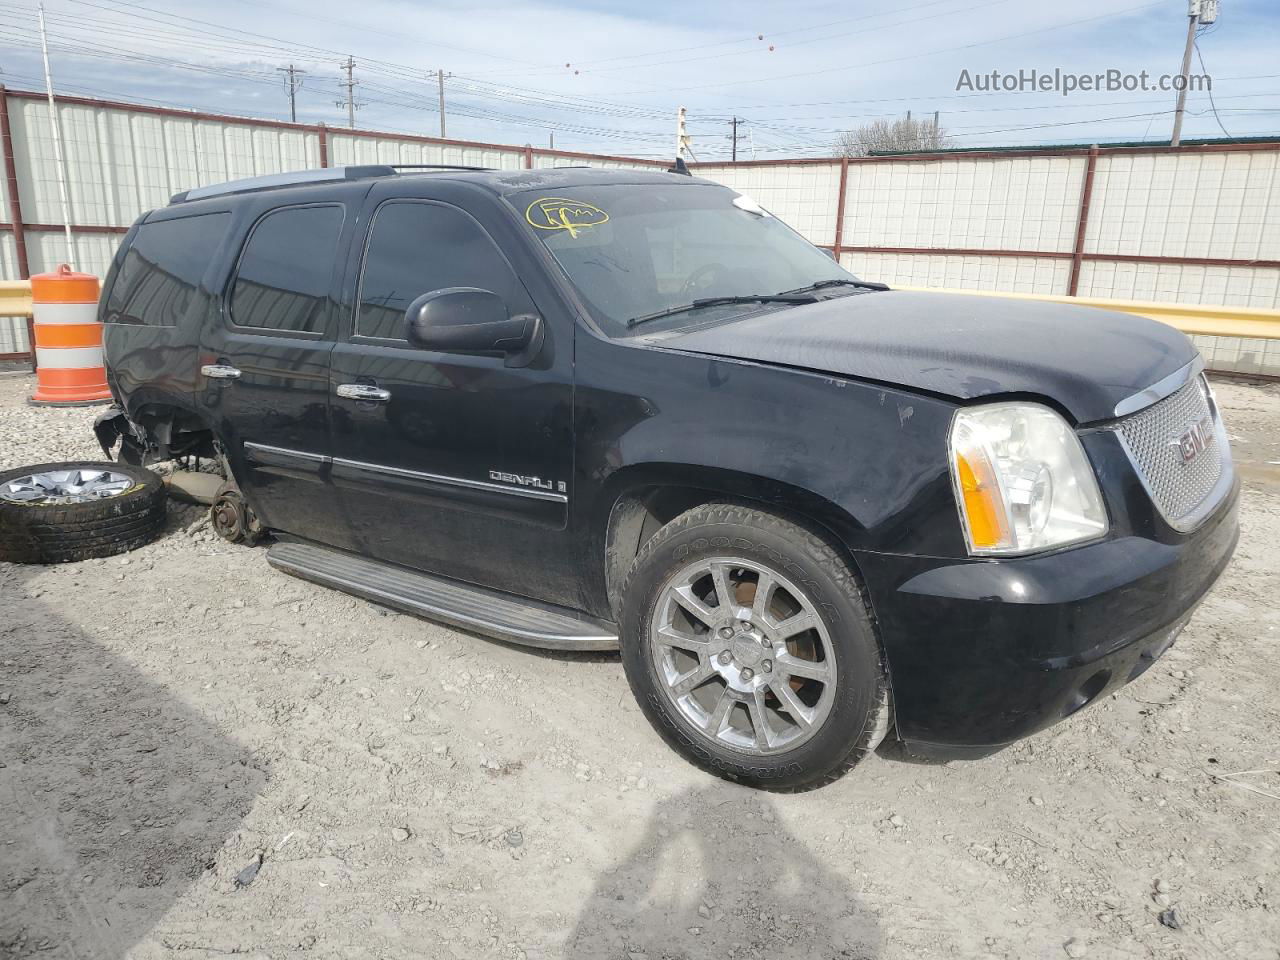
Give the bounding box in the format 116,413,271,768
95,165,1239,790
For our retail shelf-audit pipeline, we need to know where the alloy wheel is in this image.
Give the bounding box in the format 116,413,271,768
649,556,839,756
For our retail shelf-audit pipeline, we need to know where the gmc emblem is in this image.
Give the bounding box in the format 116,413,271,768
1174,416,1213,463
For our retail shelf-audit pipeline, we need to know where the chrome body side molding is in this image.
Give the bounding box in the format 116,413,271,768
239,443,566,502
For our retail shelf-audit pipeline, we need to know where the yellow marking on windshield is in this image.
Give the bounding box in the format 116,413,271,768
525,197,609,238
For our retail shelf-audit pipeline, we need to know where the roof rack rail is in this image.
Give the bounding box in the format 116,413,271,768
388,164,495,171
169,165,396,204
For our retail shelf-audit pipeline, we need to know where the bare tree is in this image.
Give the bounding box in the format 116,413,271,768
835,115,946,157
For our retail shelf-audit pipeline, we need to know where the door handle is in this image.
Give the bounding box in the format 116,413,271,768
336,383,392,402
201,364,242,380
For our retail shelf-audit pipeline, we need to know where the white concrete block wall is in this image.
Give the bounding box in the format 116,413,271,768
530,153,659,171
0,232,15,278
841,156,1086,254
1088,151,1280,262
842,251,1070,296
0,318,24,354
0,233,26,353
13,100,321,227
1078,261,1280,308
25,231,119,281
0,137,10,226
328,134,524,170
696,162,843,248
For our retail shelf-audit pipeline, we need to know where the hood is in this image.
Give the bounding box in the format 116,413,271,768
664,290,1196,424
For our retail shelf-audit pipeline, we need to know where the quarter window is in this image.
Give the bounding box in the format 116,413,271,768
357,201,521,341
231,204,345,334
105,212,231,327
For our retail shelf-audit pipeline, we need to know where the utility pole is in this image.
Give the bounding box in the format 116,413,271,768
730,116,739,162
37,2,74,267
277,63,305,123
1170,4,1198,146
437,69,449,138
337,56,358,129
1171,0,1218,145
549,131,554,150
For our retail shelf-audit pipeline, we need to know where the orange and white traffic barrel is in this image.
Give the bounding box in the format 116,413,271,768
29,264,111,406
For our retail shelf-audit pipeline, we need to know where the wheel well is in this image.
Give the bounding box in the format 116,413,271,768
98,402,219,466
601,481,859,622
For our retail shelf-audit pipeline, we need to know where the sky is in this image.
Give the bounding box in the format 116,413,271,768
0,0,1276,160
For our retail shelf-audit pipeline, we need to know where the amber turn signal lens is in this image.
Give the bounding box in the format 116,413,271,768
955,450,1011,551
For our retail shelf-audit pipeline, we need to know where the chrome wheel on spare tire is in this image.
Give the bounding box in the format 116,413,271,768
621,502,889,791
1,468,136,504
0,460,166,564
651,557,838,755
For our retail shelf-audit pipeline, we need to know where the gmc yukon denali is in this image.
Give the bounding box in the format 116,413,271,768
92,165,1239,790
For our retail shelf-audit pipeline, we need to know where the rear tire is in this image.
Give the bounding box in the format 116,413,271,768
0,461,166,564
619,502,889,791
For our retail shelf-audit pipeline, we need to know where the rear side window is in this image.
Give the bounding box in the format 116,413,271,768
105,212,230,326
357,201,522,341
230,204,345,334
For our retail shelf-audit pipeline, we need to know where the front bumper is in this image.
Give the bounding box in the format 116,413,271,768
857,480,1240,756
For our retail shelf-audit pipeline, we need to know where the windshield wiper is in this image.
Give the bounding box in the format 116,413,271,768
779,278,889,295
626,294,817,328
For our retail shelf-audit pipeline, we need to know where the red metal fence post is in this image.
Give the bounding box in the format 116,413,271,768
317,123,329,168
0,85,32,281
832,156,849,262
1068,146,1100,297
524,146,534,169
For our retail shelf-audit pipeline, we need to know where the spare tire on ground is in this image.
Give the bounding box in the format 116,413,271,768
0,461,166,564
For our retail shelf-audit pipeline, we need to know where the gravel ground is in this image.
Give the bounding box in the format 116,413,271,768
1,371,1277,960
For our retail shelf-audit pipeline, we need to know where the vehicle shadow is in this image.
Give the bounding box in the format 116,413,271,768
0,561,265,959
564,783,881,959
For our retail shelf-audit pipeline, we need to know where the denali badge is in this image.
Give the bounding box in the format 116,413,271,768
1174,416,1213,464
490,470,568,494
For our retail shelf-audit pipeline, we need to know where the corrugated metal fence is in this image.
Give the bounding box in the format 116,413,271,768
3,85,1279,374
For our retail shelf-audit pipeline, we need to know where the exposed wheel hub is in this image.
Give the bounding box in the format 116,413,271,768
210,486,261,544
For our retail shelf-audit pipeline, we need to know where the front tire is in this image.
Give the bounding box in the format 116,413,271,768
619,503,889,791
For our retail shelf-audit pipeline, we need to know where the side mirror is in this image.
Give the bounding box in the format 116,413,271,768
404,287,543,367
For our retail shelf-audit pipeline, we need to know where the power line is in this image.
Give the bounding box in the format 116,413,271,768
1194,41,1232,139
560,0,1017,77
608,2,1167,95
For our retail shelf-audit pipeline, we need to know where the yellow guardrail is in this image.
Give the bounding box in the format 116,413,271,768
0,280,34,318
894,285,1280,340
5,277,1278,343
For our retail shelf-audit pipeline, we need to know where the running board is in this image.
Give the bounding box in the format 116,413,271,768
267,541,619,652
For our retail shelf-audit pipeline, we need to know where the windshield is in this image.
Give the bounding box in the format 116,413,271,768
512,182,859,336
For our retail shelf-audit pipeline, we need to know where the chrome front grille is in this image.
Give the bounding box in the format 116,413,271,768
1116,374,1228,531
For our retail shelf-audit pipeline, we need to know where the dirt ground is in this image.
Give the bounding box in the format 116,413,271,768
1,371,1277,960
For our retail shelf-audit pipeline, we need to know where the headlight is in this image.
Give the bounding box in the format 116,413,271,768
949,402,1107,556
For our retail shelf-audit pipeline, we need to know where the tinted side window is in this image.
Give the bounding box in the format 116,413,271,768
357,201,521,341
105,212,230,327
231,204,345,334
